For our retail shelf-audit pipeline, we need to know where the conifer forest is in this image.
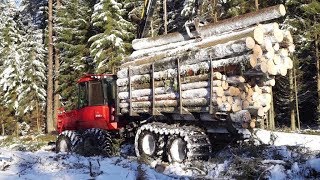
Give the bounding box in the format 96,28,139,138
0,0,319,136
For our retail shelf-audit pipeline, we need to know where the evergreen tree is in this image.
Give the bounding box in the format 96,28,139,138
283,0,320,126
300,1,320,125
0,2,21,134
89,0,135,73
55,0,95,109
0,3,24,112
15,10,46,125
0,1,47,134
219,0,256,18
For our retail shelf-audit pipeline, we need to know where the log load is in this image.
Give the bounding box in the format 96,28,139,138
131,4,286,50
117,4,295,129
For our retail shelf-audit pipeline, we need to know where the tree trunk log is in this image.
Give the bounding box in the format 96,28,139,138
117,55,251,86
198,4,286,38
131,4,285,50
121,38,253,76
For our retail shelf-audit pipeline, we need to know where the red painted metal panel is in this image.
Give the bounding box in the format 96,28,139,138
57,109,79,133
77,105,110,130
57,105,121,133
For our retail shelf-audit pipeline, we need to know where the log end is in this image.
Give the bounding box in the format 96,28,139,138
274,29,284,43
273,43,280,52
273,22,280,30
250,119,256,128
250,54,258,68
288,44,296,53
246,37,256,49
286,57,293,69
254,27,265,45
280,67,288,76
253,44,263,58
279,4,286,16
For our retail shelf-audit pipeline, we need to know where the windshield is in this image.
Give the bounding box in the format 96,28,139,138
78,76,115,108
89,80,104,106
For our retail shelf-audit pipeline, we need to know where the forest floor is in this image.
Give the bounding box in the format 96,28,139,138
0,129,319,179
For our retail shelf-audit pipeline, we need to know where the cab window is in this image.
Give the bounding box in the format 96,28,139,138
103,77,115,105
78,82,88,108
88,80,104,106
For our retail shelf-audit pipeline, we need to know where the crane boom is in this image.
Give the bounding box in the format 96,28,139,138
137,0,157,38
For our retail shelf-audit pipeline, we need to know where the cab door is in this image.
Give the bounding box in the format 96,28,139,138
77,80,110,130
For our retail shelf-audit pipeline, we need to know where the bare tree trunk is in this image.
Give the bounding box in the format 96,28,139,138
255,0,259,11
36,98,41,133
289,69,296,130
16,121,19,137
294,64,300,130
151,20,154,37
163,0,167,34
53,55,59,130
46,0,54,133
1,123,4,136
1,119,4,136
316,30,320,125
53,0,61,132
212,0,218,23
269,89,275,130
260,119,265,129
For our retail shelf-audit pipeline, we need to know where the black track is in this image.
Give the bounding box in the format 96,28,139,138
135,122,212,162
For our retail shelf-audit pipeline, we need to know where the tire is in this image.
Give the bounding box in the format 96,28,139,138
135,127,166,161
166,136,187,163
136,130,157,158
56,130,82,154
81,128,112,157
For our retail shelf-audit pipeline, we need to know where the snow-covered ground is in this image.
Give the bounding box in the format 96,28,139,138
0,149,171,180
0,129,319,179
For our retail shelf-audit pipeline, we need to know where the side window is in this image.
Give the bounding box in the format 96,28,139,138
103,78,115,105
78,82,88,109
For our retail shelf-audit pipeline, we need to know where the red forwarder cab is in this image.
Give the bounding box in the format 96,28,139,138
57,74,123,134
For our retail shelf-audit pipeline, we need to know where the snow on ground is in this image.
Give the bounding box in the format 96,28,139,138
0,129,320,179
253,129,320,151
0,148,171,180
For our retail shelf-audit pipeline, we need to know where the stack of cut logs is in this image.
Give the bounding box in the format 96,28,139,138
116,4,294,127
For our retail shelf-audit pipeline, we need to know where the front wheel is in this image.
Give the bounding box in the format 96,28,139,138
56,130,82,153
81,128,112,157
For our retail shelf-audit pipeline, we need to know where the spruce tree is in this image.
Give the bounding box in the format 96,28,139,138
0,1,47,134
89,0,135,73
300,0,320,125
284,0,320,126
0,3,21,134
15,12,46,126
55,0,94,110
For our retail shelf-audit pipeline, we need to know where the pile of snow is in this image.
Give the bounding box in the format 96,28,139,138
253,129,320,151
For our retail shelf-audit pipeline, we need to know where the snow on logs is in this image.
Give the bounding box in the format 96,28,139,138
131,4,286,51
117,4,295,126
